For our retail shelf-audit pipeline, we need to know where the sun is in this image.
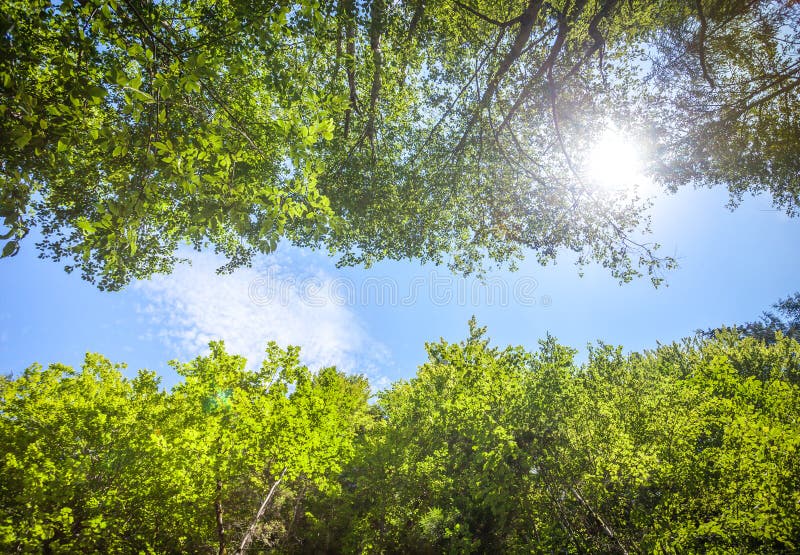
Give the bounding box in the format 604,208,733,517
584,128,649,193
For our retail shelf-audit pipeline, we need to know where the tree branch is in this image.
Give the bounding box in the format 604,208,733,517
453,1,524,28
453,0,545,154
499,0,620,131
367,0,386,153
570,485,629,554
119,0,263,154
417,26,507,161
342,0,359,139
695,0,716,88
407,0,425,41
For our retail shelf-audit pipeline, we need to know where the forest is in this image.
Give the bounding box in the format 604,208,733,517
1,0,799,552
2,314,800,553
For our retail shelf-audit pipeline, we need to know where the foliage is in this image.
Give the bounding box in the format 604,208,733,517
0,0,339,290
0,355,165,552
643,1,800,214
2,323,800,552
3,1,797,288
309,320,800,553
0,342,370,553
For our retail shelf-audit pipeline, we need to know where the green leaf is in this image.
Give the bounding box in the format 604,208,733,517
128,88,154,103
127,44,144,58
86,85,107,101
2,240,19,257
76,219,96,235
112,67,129,86
12,127,32,149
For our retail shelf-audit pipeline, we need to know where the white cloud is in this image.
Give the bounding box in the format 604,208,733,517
133,247,392,388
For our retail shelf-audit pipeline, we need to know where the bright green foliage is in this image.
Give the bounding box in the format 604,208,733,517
2,326,799,552
340,321,547,552
0,342,370,553
0,355,166,552
319,322,800,553
3,1,797,288
159,342,371,552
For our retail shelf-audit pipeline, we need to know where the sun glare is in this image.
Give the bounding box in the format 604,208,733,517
585,129,649,194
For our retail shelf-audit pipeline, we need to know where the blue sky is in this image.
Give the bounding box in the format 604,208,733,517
1,185,798,389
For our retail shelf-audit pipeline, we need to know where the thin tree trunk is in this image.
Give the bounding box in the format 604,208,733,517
570,485,628,554
215,479,227,555
236,467,287,555
695,0,716,88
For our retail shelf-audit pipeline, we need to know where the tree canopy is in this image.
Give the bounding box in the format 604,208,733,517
328,322,800,553
1,0,798,288
0,342,371,553
2,324,799,552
